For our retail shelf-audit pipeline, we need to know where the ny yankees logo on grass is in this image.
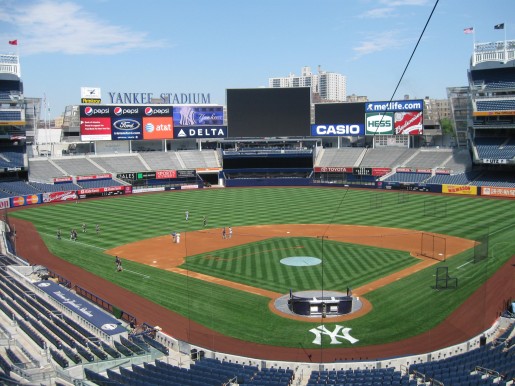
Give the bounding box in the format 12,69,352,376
309,325,359,345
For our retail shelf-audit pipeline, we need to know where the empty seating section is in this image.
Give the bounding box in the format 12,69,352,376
317,148,364,167
52,157,104,176
442,149,473,172
383,173,430,183
139,151,183,170
469,172,515,188
360,148,417,168
0,180,40,195
89,155,148,173
476,99,515,111
0,146,24,169
95,358,294,386
484,80,515,89
29,181,80,192
426,171,481,185
178,150,219,168
408,341,515,386
28,159,65,181
475,137,515,160
403,151,450,169
307,367,406,386
78,179,124,188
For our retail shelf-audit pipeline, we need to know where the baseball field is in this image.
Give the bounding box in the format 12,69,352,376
9,187,515,360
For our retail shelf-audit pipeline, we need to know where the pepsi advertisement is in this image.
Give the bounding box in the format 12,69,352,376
79,105,223,141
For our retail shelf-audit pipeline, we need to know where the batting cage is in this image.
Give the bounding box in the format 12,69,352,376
434,266,458,290
420,233,447,261
473,233,489,263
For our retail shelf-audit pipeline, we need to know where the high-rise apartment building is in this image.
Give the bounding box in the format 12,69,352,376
269,66,347,102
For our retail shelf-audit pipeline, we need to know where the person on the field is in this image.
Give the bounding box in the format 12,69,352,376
115,256,122,272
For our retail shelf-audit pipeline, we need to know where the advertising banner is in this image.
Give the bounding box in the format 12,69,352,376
117,171,156,180
442,184,478,195
172,106,223,126
365,99,424,112
10,194,42,207
481,186,515,198
365,112,394,135
77,186,126,199
371,167,391,176
394,111,423,135
310,124,365,136
111,116,143,140
314,166,352,173
35,280,126,336
156,170,177,179
43,191,78,203
53,177,73,183
142,117,174,140
0,198,10,209
80,117,112,141
76,174,112,181
177,170,196,178
174,126,227,139
473,111,515,116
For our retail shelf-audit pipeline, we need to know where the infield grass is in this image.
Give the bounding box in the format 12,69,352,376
10,187,515,348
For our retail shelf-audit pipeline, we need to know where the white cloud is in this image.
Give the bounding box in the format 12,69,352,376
352,30,410,59
0,0,167,55
360,7,395,19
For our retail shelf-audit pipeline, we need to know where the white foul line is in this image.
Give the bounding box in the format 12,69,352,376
121,269,150,279
457,260,473,269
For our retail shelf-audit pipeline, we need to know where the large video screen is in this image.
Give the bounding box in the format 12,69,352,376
315,102,365,126
226,88,311,137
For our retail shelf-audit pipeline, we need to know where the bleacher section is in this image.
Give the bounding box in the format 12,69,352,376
403,150,452,169
442,149,473,172
139,151,184,170
89,155,148,173
52,157,104,176
28,159,65,181
476,100,515,111
178,150,220,169
317,148,364,167
475,137,515,160
359,148,417,168
0,146,24,170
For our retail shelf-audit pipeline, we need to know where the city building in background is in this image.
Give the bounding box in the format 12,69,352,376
269,66,347,103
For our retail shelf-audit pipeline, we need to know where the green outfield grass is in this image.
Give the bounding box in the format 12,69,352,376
10,187,515,348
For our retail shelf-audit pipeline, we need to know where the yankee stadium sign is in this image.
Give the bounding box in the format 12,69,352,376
108,92,211,105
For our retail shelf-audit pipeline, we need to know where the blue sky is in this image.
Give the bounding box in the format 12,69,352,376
0,0,513,119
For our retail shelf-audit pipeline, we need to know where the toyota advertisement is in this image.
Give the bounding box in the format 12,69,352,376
313,99,423,137
80,105,225,141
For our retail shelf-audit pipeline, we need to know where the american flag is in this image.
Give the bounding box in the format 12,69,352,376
463,27,474,34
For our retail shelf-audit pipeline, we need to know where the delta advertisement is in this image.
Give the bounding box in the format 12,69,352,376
80,105,225,141
312,99,423,137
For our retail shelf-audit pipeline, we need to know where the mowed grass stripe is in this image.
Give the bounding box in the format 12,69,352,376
10,187,515,348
